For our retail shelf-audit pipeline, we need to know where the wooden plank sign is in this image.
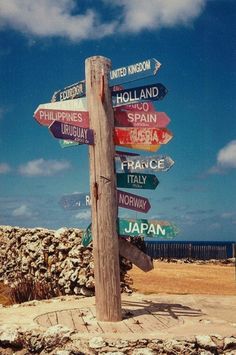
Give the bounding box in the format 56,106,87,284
116,155,174,173
117,173,159,190
118,218,178,239
114,127,173,145
49,121,94,145
109,58,161,86
112,83,168,107
51,80,86,102
114,110,170,128
117,190,151,213
34,108,89,127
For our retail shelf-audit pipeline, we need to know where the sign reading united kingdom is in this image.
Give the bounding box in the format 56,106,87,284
109,58,161,86
112,83,168,107
51,80,86,102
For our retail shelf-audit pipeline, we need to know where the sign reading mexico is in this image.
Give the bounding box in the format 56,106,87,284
109,58,161,86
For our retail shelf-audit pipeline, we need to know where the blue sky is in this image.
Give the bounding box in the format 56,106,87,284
0,0,235,241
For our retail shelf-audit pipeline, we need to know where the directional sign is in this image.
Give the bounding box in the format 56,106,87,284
112,83,167,107
82,223,92,247
49,121,94,145
34,108,89,127
114,127,173,145
115,150,140,157
35,97,87,111
114,110,170,128
109,58,161,86
59,140,80,148
121,143,160,152
117,190,151,213
115,101,155,112
116,155,174,173
51,80,86,102
117,173,159,190
118,219,178,239
59,193,91,210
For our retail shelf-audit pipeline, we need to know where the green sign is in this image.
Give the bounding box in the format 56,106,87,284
82,223,92,247
118,218,178,239
117,173,159,190
59,140,80,148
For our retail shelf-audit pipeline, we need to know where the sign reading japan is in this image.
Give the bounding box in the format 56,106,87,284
117,190,151,213
49,121,94,145
114,110,170,128
117,173,159,190
116,155,174,173
118,219,178,239
114,127,173,145
51,80,86,102
109,58,161,86
112,83,168,107
59,193,91,210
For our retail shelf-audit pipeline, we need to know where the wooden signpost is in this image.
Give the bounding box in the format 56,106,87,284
33,55,178,323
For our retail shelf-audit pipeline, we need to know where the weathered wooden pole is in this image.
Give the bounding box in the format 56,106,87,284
85,56,122,322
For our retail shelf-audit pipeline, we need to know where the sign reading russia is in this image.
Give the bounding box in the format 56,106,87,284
51,80,86,102
109,58,161,86
112,83,167,107
49,121,94,145
114,127,173,145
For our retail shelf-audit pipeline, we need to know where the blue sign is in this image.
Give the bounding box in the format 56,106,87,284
112,83,168,107
49,121,94,145
115,155,174,173
51,80,86,102
59,193,91,210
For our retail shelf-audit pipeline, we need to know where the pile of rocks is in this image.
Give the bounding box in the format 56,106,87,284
0,226,133,299
0,325,236,354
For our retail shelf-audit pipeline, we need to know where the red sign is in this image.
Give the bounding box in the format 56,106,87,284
117,190,151,213
114,127,173,145
114,110,170,128
116,101,155,112
34,108,89,128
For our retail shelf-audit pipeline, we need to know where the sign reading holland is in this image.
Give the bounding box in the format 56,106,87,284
49,121,94,145
51,80,86,102
117,190,151,213
114,110,170,128
112,83,167,107
117,173,159,190
114,127,173,145
109,58,161,86
118,219,178,239
116,155,174,173
59,193,91,210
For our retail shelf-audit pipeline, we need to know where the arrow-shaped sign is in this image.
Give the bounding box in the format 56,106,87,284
118,218,178,239
51,80,86,102
116,155,174,173
59,140,80,148
59,193,91,210
114,127,173,145
49,121,94,145
114,110,170,128
109,58,161,86
117,173,159,190
34,108,89,127
115,101,155,112
121,143,160,152
117,190,151,213
112,83,167,107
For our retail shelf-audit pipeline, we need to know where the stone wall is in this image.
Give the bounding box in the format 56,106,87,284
0,225,132,298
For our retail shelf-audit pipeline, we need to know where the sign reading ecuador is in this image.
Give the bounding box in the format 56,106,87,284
109,58,161,86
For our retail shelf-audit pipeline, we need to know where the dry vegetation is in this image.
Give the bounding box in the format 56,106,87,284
129,261,236,295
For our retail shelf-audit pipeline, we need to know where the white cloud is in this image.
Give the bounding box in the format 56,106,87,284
12,204,33,218
74,210,91,220
0,0,207,41
0,163,11,174
208,140,236,174
104,0,207,32
18,158,71,176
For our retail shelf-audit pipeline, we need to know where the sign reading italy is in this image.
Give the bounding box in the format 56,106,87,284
118,219,178,239
112,83,167,107
51,80,86,102
116,155,174,173
109,58,161,86
117,190,151,213
49,121,94,145
117,173,159,190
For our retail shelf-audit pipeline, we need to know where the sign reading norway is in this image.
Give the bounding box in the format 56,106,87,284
112,83,168,107
109,58,161,86
118,219,178,239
